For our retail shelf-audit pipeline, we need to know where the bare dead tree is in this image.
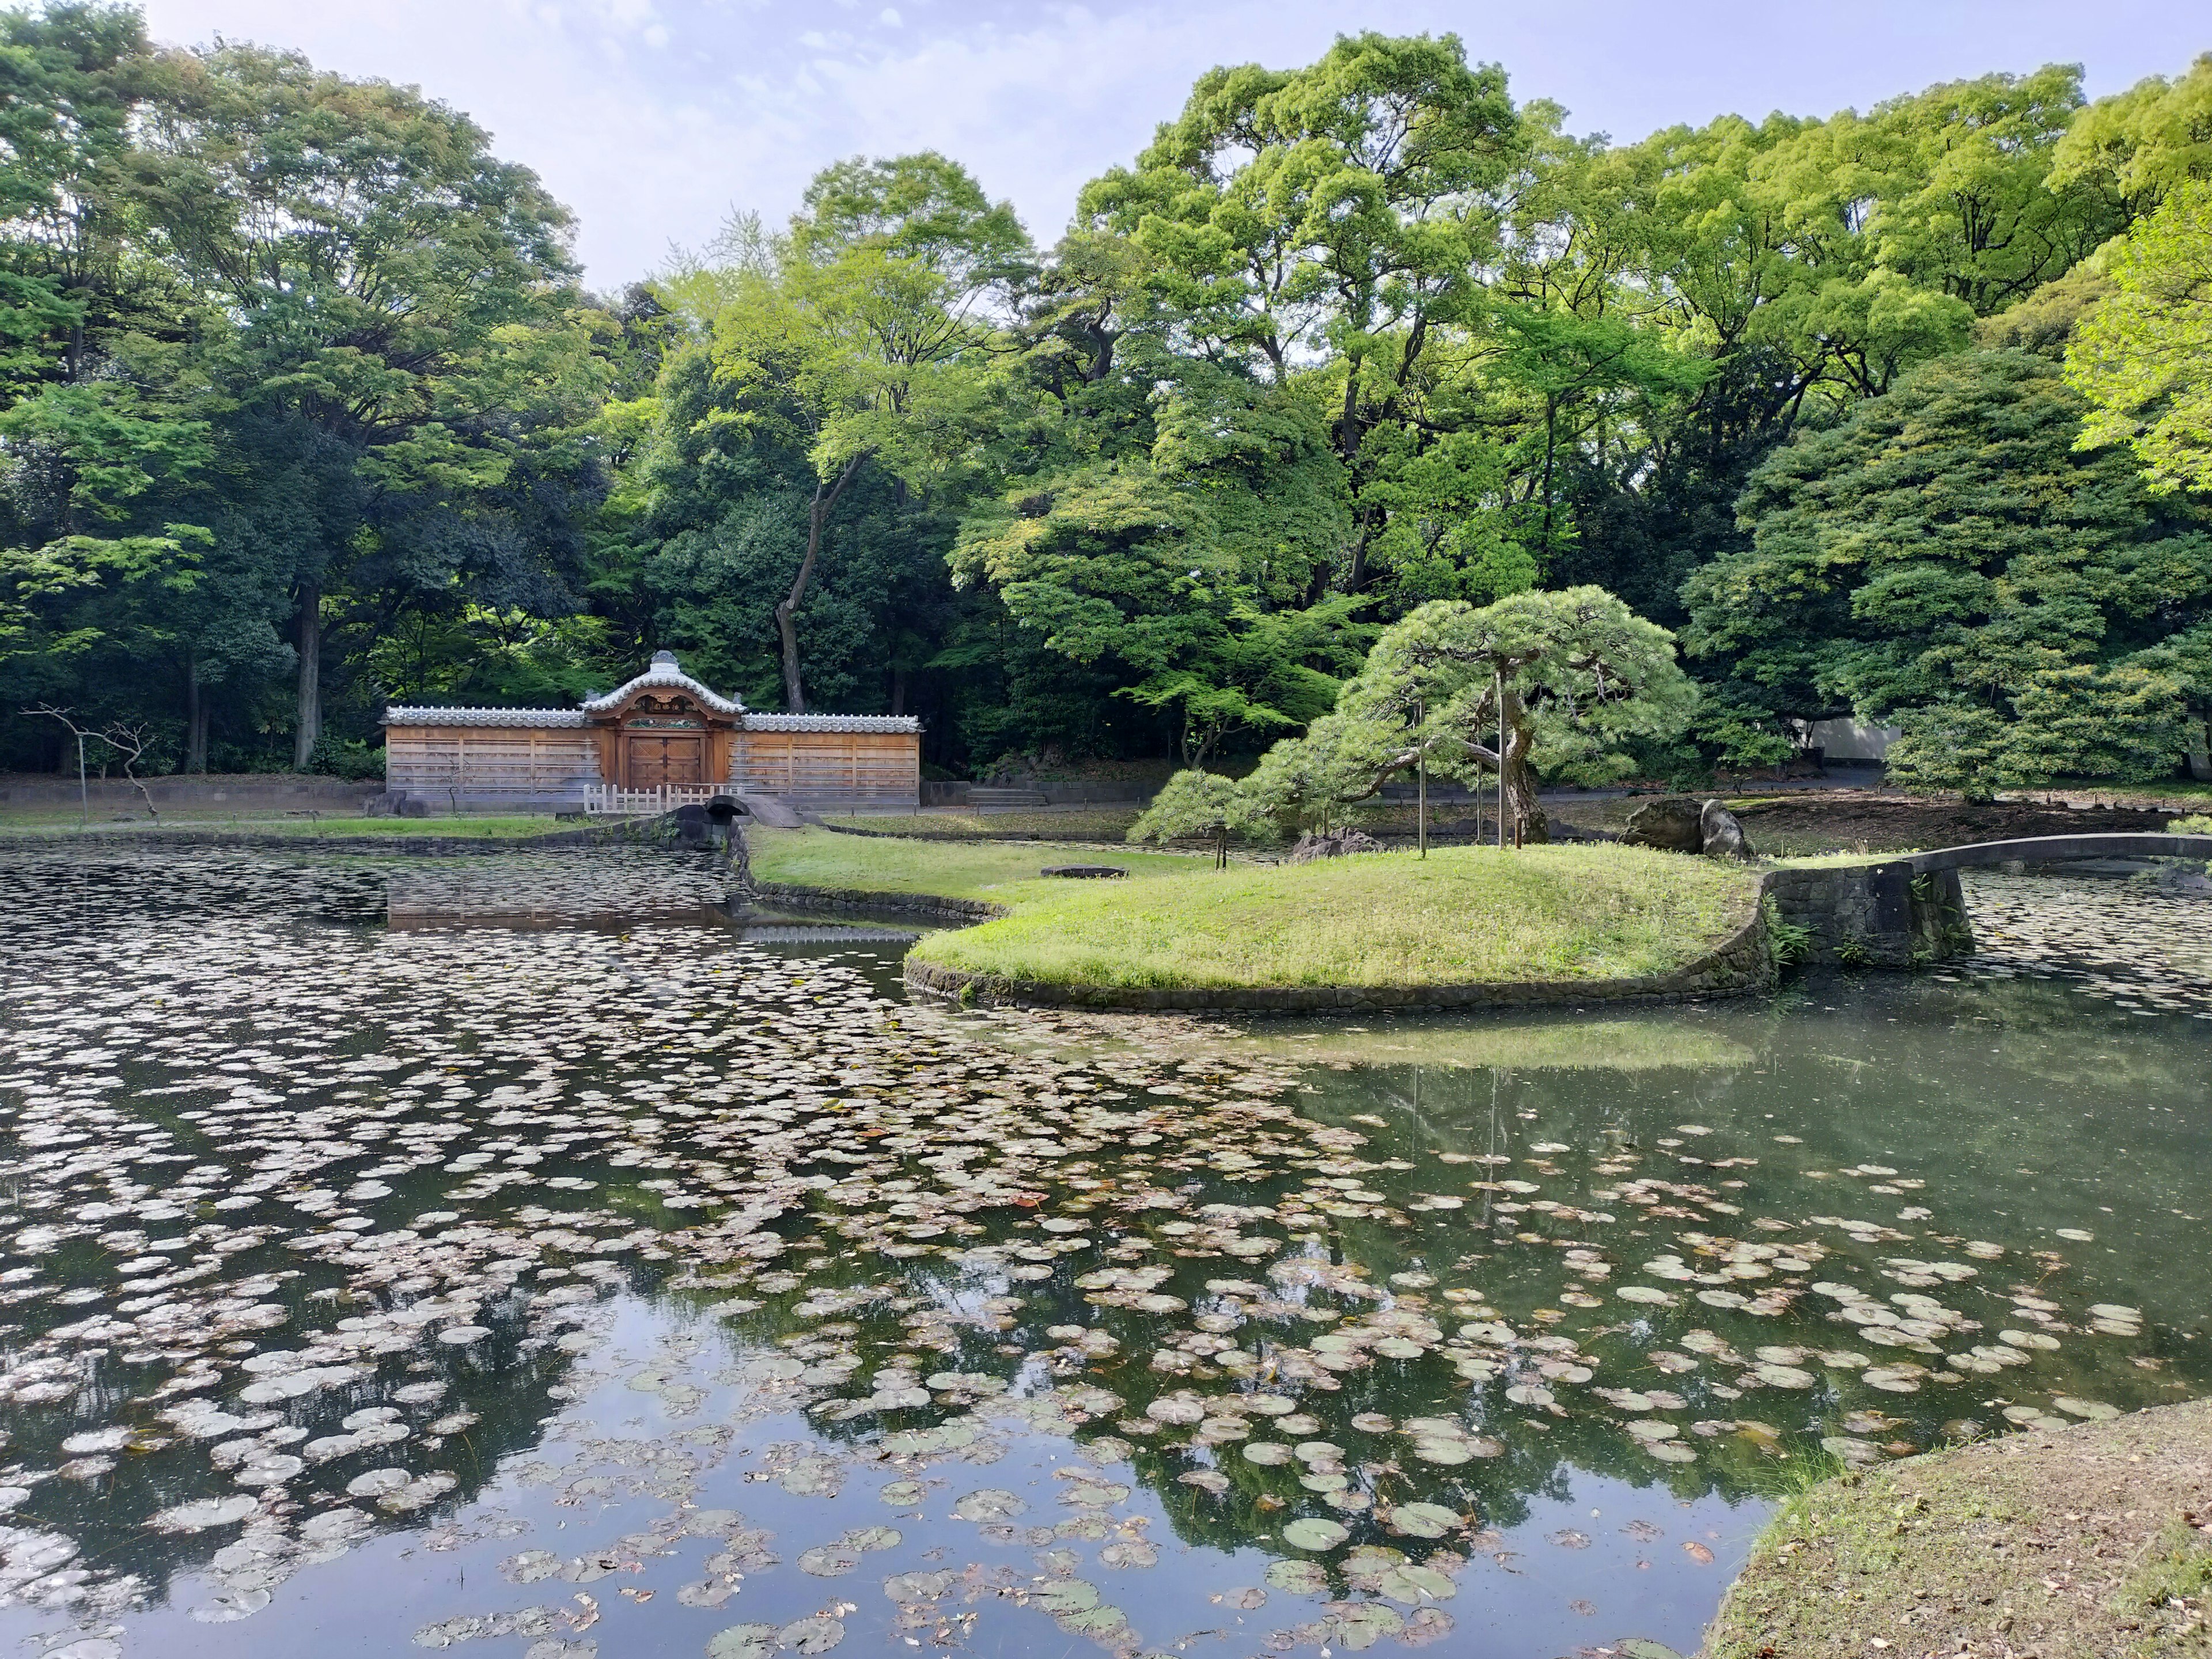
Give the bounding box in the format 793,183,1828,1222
102,723,161,821
25,705,94,828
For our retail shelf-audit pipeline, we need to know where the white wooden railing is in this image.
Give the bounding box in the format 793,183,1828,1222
582,782,737,816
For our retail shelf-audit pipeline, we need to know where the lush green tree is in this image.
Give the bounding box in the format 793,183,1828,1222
128,37,589,762
1081,31,1528,597
2051,52,2212,218
718,155,1030,711
1126,766,1258,864
1683,349,2212,793
950,380,1358,765
1237,588,1694,839
2066,180,2212,497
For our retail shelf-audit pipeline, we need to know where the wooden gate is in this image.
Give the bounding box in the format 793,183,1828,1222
623,734,704,788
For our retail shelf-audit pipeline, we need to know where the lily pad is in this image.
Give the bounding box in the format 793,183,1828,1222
1386,1502,1463,1540
951,1488,1025,1521
1266,1559,1330,1593
1283,1517,1351,1551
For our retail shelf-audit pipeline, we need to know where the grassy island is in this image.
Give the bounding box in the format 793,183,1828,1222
751,829,1762,995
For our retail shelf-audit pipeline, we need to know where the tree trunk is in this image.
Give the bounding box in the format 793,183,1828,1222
184,655,209,774
1499,685,1550,844
293,582,321,770
774,452,872,713
2191,716,2212,782
889,666,907,718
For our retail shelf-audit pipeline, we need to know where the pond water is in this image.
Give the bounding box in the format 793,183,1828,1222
1,850,2207,1659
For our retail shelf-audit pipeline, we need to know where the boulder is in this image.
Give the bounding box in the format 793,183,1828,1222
1699,798,1753,859
1286,830,1384,863
1040,865,1126,879
1620,796,1706,852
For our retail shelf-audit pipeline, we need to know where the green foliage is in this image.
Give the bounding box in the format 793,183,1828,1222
1685,349,2212,794
7,19,2210,797
1126,767,1262,857
1240,587,1695,837
1763,902,1815,972
303,731,385,781
2067,179,2212,496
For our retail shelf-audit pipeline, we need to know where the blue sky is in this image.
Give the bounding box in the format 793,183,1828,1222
138,0,2210,287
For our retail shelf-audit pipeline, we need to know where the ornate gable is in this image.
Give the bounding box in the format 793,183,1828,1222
579,650,744,720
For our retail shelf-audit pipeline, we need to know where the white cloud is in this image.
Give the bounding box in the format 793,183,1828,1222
137,0,2212,288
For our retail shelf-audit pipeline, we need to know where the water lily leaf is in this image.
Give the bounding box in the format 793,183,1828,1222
1283,1518,1350,1552
797,1544,859,1577
1398,1608,1456,1647
775,1617,843,1655
1386,1502,1462,1540
1376,1564,1455,1605
883,1570,956,1603
1328,1600,1404,1649
2051,1396,2120,1421
1030,1579,1100,1616
1059,1605,1128,1637
150,1495,258,1533
1266,1559,1329,1593
951,1488,1025,1521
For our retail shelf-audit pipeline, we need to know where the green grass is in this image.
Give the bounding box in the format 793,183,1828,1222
813,807,1147,841
747,825,1203,904
903,842,1760,990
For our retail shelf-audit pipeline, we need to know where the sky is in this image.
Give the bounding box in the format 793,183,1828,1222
136,0,2210,289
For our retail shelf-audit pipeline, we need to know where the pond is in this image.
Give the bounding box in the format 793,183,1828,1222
0,849,2207,1659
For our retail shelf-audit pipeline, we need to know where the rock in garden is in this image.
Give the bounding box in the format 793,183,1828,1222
1699,800,1753,859
1286,830,1384,863
1620,796,1706,852
1040,865,1127,879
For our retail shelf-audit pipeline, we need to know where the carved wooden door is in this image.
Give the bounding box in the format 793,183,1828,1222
626,736,704,787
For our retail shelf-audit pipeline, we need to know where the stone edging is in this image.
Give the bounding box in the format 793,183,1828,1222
811,819,1215,851
742,879,1009,925
893,884,1774,1014
0,820,658,858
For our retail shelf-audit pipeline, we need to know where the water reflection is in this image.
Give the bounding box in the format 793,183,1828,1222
0,850,2204,1659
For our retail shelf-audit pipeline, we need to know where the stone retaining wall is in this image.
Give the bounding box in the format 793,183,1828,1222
0,819,661,858
741,880,1009,925
900,892,1774,1014
1763,862,1972,968
0,772,376,810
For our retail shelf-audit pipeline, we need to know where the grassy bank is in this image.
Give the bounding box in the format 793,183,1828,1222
746,826,1201,904
1702,1400,2212,1658
813,806,1146,841
895,842,1759,991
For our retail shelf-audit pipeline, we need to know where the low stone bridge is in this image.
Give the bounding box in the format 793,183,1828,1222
1764,832,2212,969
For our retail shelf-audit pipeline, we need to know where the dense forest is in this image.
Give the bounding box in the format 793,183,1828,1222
3,3,2210,790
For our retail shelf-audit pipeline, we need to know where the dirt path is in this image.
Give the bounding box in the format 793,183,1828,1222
1702,1400,2212,1657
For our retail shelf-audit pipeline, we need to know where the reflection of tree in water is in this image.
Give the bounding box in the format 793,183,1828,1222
3,1282,574,1606
4,849,2206,1641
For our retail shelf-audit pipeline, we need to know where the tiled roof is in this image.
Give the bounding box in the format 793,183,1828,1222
579,650,744,717
382,707,586,728
743,714,923,733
